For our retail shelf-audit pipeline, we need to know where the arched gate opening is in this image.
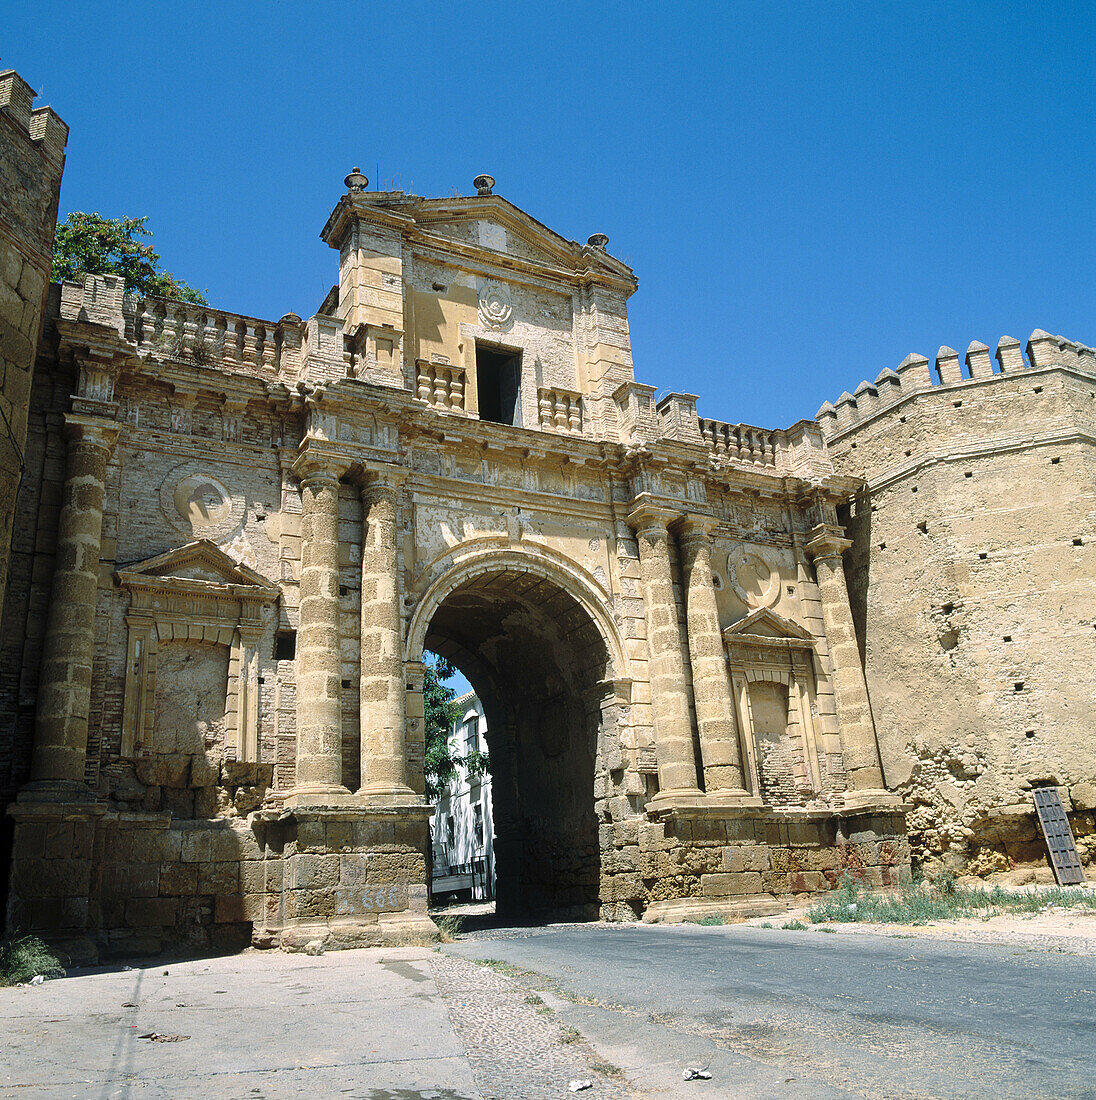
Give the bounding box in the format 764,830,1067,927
415,558,618,921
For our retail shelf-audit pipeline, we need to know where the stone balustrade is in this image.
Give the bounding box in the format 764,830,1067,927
537,387,583,434
130,297,303,379
699,418,778,467
415,360,466,412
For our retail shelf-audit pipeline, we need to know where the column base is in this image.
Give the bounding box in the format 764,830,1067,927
16,779,101,806
279,783,355,809
645,787,707,815
357,783,424,808
840,789,904,813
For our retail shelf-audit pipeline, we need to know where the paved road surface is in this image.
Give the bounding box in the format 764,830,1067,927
445,922,1096,1099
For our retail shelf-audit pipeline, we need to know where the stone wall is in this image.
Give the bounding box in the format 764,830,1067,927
0,70,66,790
4,172,907,957
820,333,1096,874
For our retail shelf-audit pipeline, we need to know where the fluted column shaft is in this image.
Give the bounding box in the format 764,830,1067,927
678,518,747,794
359,470,413,802
629,504,702,799
806,524,886,793
293,459,347,797
30,417,117,792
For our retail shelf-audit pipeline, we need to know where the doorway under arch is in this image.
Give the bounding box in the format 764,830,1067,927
414,557,620,921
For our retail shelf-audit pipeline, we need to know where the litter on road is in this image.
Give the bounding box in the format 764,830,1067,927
683,1067,713,1080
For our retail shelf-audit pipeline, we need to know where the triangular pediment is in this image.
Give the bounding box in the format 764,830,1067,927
415,196,635,281
724,607,815,642
116,540,278,592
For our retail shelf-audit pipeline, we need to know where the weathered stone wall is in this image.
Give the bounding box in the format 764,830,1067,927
4,174,905,956
601,809,909,923
820,335,1096,873
0,71,66,819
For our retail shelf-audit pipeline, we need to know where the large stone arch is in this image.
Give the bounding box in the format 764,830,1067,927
406,542,628,920
405,541,625,677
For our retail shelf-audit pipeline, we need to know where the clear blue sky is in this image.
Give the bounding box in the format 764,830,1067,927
7,2,1095,428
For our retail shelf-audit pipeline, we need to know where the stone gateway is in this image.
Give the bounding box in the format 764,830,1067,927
2,71,1090,960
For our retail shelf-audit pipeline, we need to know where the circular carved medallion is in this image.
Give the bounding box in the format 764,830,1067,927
174,475,232,527
159,462,246,540
479,281,513,328
728,546,781,609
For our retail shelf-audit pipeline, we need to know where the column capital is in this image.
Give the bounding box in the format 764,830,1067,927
359,460,409,503
292,445,348,486
626,494,681,535
674,513,720,543
62,412,120,454
805,523,852,561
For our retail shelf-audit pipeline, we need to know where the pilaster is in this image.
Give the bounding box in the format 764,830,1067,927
626,497,703,803
358,462,417,806
24,414,119,801
677,516,751,797
284,449,350,805
805,523,894,808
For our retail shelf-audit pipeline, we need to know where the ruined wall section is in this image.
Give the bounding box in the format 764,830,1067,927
821,332,1096,873
0,71,66,642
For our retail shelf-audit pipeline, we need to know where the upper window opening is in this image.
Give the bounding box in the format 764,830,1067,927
476,343,521,426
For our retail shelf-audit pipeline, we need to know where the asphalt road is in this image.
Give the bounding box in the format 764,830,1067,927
444,922,1096,1100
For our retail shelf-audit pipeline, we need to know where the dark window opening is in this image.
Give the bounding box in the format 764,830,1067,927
476,344,521,426
275,631,296,661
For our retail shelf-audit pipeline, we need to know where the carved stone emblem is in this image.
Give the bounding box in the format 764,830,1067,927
728,545,781,609
478,281,512,329
160,463,245,540
174,475,231,527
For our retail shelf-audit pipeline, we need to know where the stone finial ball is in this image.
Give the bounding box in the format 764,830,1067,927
344,167,369,192
474,174,495,196
587,233,609,249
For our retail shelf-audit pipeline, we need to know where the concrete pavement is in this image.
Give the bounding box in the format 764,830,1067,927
445,921,1096,1099
5,920,1095,1098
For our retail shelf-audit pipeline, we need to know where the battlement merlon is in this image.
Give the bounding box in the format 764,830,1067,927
816,329,1096,440
0,70,68,169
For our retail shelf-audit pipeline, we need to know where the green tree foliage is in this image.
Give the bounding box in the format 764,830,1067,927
51,212,207,304
423,653,490,803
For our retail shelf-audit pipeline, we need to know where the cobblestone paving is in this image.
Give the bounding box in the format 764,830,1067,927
431,952,639,1100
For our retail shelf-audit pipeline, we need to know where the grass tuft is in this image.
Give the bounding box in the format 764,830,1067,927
688,913,726,926
806,873,1096,926
0,933,65,986
781,919,808,930
435,914,464,943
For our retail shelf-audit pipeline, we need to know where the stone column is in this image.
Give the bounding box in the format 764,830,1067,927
805,523,888,801
26,415,118,799
677,516,749,796
289,454,349,802
359,466,414,804
627,501,703,802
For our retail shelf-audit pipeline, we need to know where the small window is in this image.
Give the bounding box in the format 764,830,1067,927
275,631,296,660
446,816,455,846
476,343,522,425
463,717,479,755
473,802,484,846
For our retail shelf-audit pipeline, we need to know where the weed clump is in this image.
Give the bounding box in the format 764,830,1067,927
807,873,1096,926
0,934,65,986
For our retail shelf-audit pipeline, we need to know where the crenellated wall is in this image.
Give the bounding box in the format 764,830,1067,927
820,328,1096,877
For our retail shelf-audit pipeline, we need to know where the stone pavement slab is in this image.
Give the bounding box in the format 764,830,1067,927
0,948,481,1100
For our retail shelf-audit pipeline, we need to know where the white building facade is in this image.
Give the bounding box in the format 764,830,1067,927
431,693,495,903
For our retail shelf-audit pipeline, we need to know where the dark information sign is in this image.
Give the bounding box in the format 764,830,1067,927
1032,787,1085,886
